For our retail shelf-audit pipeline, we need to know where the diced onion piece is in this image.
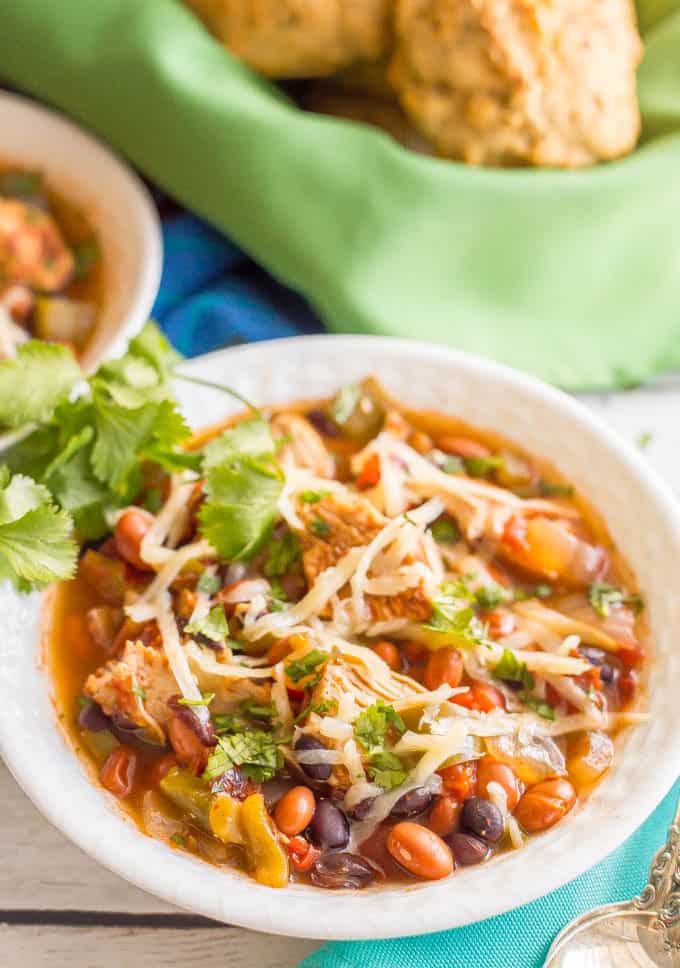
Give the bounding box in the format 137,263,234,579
484,732,566,784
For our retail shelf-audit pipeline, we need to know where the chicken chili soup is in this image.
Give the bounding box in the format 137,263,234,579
0,166,101,359
50,378,647,890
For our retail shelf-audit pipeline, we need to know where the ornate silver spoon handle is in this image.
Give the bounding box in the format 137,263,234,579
635,791,680,938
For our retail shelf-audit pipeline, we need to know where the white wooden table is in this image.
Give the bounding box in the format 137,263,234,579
3,380,678,968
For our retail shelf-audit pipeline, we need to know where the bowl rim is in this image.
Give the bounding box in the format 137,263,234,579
0,90,162,369
2,333,680,940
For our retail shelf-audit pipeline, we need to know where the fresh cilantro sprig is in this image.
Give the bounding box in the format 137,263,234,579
588,582,643,618
0,467,77,590
198,418,284,562
0,342,81,428
263,530,300,577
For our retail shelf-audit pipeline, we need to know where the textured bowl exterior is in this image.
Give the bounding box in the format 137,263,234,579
1,335,679,940
0,91,162,370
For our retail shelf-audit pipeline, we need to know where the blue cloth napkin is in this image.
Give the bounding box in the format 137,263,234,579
152,211,679,968
152,211,323,354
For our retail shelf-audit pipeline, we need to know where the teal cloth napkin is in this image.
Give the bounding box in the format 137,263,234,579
302,780,679,968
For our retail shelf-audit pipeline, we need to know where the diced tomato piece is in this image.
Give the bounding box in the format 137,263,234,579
454,682,506,713
617,642,645,668
286,835,321,873
438,760,477,800
80,549,128,606
502,515,529,553
356,453,381,490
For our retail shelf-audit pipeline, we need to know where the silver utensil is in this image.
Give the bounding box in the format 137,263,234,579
544,792,680,967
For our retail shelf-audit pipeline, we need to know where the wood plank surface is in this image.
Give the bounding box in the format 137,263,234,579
0,923,318,968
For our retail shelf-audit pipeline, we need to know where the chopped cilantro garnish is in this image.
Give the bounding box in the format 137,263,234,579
464,455,505,478
241,699,277,720
331,384,360,425
310,517,331,538
538,479,575,499
430,518,460,543
184,604,229,643
588,582,643,618
493,649,555,719
268,580,290,612
263,530,300,577
637,431,653,450
131,684,146,700
178,692,215,707
197,572,221,595
300,490,329,504
475,583,511,610
285,649,328,685
425,586,490,648
353,701,406,756
292,699,337,726
367,751,407,790
203,731,283,782
522,696,556,721
534,584,554,599
75,695,90,709
170,833,186,848
72,239,100,281
493,649,534,693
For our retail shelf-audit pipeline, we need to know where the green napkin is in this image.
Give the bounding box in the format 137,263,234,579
1,0,679,389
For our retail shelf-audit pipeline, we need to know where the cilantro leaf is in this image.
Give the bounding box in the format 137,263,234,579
464,455,505,478
538,479,575,499
0,468,77,589
353,701,406,756
0,342,81,427
311,517,330,537
292,699,337,726
475,583,512,610
203,731,282,782
522,696,556,721
199,419,284,561
178,692,215,707
493,649,535,693
263,530,300,578
285,649,328,685
197,572,221,595
367,751,407,790
184,604,229,643
300,490,329,504
588,582,643,618
430,519,460,543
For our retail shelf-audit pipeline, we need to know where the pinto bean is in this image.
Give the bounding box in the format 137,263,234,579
514,778,576,833
274,786,316,837
114,508,155,571
424,648,464,690
387,823,453,880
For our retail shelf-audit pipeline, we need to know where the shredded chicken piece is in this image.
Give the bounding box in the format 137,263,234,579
84,640,177,743
270,412,334,478
297,491,432,623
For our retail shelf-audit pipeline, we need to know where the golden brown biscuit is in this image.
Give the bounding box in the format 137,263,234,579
388,0,642,167
185,0,393,78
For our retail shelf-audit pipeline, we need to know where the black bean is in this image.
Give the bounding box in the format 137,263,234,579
310,852,380,890
460,797,504,844
580,646,617,685
389,787,434,819
447,832,489,866
294,734,332,781
306,409,340,438
308,799,350,849
78,699,112,733
349,797,375,821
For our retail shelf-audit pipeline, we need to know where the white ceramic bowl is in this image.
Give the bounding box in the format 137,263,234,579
1,335,679,940
0,91,162,370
